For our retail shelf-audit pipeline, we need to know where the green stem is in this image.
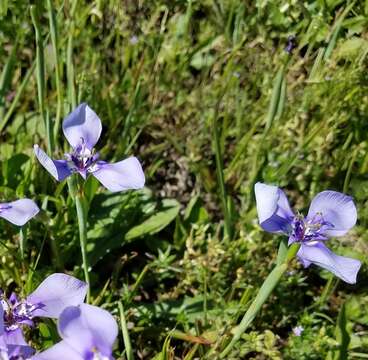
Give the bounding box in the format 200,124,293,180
50,212,64,270
19,225,27,260
220,243,300,358
76,191,90,301
30,5,53,153
68,176,90,302
67,0,78,109
203,266,208,327
211,104,232,240
318,274,335,306
49,235,63,270
119,301,134,360
0,61,35,133
47,0,63,144
127,264,149,304
0,43,17,120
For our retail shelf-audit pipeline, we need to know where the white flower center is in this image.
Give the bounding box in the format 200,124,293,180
91,352,109,360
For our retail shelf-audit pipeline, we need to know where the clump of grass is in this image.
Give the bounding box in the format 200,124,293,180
0,0,367,358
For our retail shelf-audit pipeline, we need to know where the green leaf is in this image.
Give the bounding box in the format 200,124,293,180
184,194,208,225
152,335,173,360
2,153,29,189
125,199,180,241
86,191,179,265
336,37,368,59
334,303,350,360
345,295,368,326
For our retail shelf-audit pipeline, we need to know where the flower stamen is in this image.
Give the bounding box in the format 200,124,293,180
289,212,333,244
64,138,99,175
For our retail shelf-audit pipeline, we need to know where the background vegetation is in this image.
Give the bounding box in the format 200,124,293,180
0,0,367,358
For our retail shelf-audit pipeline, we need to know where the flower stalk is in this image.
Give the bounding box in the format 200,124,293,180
68,176,90,302
211,102,233,240
47,0,63,144
19,225,27,260
220,243,300,358
30,6,54,154
119,301,134,360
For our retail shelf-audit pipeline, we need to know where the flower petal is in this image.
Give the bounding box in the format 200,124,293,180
0,199,39,226
297,242,361,284
0,303,4,336
307,191,357,237
31,341,83,360
0,336,7,355
4,328,26,346
62,103,102,150
254,182,294,233
34,145,72,181
92,157,145,192
27,273,87,318
5,328,35,358
58,304,118,356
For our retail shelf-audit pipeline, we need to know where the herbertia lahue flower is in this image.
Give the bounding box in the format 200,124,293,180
2,273,87,338
34,103,145,192
0,199,39,226
254,182,361,284
292,325,304,336
32,303,118,360
0,302,34,359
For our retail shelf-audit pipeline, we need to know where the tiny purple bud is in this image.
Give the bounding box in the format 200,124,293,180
292,325,304,336
285,35,297,54
130,35,138,45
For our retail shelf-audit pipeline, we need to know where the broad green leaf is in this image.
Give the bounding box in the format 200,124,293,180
125,199,180,241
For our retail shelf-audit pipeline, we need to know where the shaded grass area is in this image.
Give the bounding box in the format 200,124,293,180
0,0,368,358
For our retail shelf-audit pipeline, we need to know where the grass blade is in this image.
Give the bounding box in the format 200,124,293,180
31,5,54,153
211,99,233,240
119,301,134,360
47,0,63,145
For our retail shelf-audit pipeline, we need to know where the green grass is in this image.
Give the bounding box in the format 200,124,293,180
0,0,368,358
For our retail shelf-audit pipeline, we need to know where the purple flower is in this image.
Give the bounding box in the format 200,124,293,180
34,103,145,192
130,35,139,45
0,302,34,359
0,199,39,226
2,273,87,334
292,325,304,336
32,303,118,360
254,182,361,284
285,35,297,54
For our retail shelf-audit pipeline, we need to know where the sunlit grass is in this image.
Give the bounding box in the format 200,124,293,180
0,0,367,358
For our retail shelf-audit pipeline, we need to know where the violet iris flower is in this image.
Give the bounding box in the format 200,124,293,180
254,182,361,284
34,103,145,192
0,199,39,226
0,302,34,359
32,303,118,360
2,273,87,344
